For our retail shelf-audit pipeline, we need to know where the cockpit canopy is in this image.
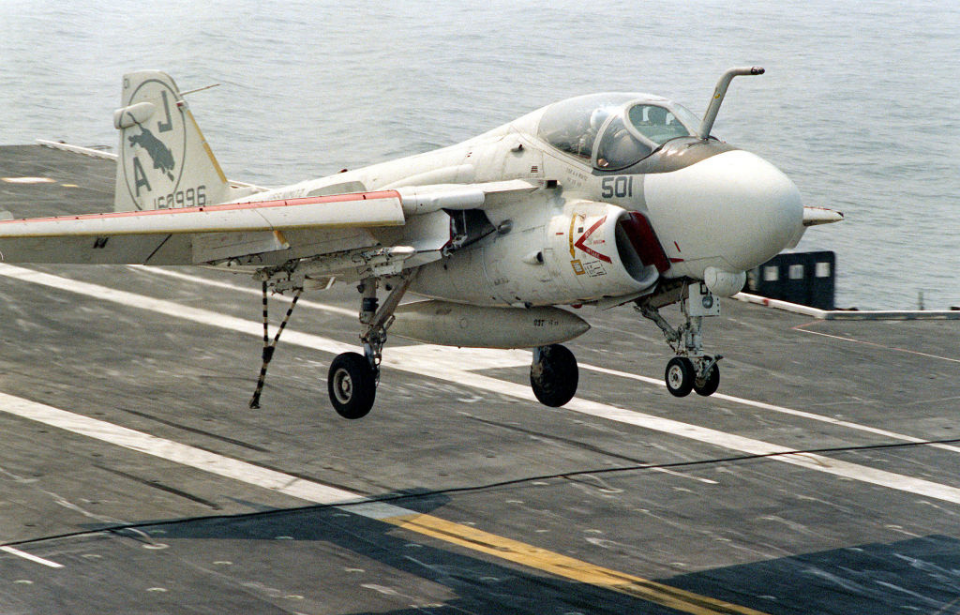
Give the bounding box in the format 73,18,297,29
537,93,702,171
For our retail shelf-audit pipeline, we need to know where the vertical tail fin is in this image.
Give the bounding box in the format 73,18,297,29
113,71,231,211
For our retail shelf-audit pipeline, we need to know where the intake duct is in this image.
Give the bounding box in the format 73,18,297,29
540,201,670,300
615,210,670,280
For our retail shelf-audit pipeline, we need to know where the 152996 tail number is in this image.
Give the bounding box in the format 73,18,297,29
153,185,207,209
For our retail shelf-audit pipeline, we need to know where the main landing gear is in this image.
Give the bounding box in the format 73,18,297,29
327,352,377,419
327,276,410,419
638,282,722,398
530,344,579,407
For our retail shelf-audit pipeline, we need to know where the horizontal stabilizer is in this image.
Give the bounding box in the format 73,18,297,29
36,140,119,161
36,140,269,195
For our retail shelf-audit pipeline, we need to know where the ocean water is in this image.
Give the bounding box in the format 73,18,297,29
0,0,957,309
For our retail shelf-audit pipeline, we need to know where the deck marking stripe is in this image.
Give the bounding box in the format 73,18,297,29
0,391,364,506
2,264,960,507
0,546,64,568
579,363,960,455
0,394,758,615
793,326,960,364
383,514,769,615
382,361,960,505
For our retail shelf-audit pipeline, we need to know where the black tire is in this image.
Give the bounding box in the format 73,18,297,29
665,357,694,397
694,362,720,397
327,352,376,419
530,344,579,407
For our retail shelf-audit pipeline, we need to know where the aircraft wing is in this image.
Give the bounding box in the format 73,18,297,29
0,179,538,271
0,192,405,266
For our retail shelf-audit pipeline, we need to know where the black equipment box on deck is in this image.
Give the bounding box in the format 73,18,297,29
746,251,836,310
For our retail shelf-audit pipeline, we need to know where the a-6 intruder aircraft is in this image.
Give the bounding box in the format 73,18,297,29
0,67,841,419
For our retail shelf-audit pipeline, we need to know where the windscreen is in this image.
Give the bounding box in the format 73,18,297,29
538,94,700,171
595,116,651,169
538,94,636,162
626,104,695,145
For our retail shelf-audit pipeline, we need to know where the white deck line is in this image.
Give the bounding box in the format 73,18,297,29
578,363,960,455
1,263,959,508
0,545,64,568
127,265,356,317
0,390,408,518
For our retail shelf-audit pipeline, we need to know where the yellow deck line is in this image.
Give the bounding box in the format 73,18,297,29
384,513,772,615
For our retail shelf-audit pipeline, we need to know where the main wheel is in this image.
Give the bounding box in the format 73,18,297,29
665,357,694,397
694,362,720,397
328,352,377,419
530,344,579,407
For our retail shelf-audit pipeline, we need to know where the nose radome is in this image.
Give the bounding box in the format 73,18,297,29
643,149,803,273
716,150,803,270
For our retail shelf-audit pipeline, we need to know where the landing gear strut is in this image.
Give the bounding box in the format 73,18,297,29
638,282,722,398
327,276,410,419
530,344,579,407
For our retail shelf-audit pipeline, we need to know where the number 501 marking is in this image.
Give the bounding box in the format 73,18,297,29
601,176,634,199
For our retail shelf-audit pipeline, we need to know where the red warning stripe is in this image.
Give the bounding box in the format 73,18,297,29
0,190,402,226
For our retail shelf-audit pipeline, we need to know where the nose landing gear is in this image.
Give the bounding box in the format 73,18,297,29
639,282,723,398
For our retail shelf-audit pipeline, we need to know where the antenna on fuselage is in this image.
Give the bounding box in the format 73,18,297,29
698,66,765,139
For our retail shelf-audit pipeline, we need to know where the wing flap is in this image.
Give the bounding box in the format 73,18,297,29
0,180,542,266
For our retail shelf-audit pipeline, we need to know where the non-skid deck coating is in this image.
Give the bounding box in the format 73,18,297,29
0,144,958,614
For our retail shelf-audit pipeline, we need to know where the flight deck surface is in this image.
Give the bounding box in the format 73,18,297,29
0,145,958,614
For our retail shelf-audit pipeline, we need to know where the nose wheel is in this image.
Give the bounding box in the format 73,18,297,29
665,357,695,397
693,359,720,397
665,356,720,398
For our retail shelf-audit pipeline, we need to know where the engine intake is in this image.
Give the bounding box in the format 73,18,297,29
541,201,669,301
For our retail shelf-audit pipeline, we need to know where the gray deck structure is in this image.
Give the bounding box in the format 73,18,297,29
0,144,957,614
